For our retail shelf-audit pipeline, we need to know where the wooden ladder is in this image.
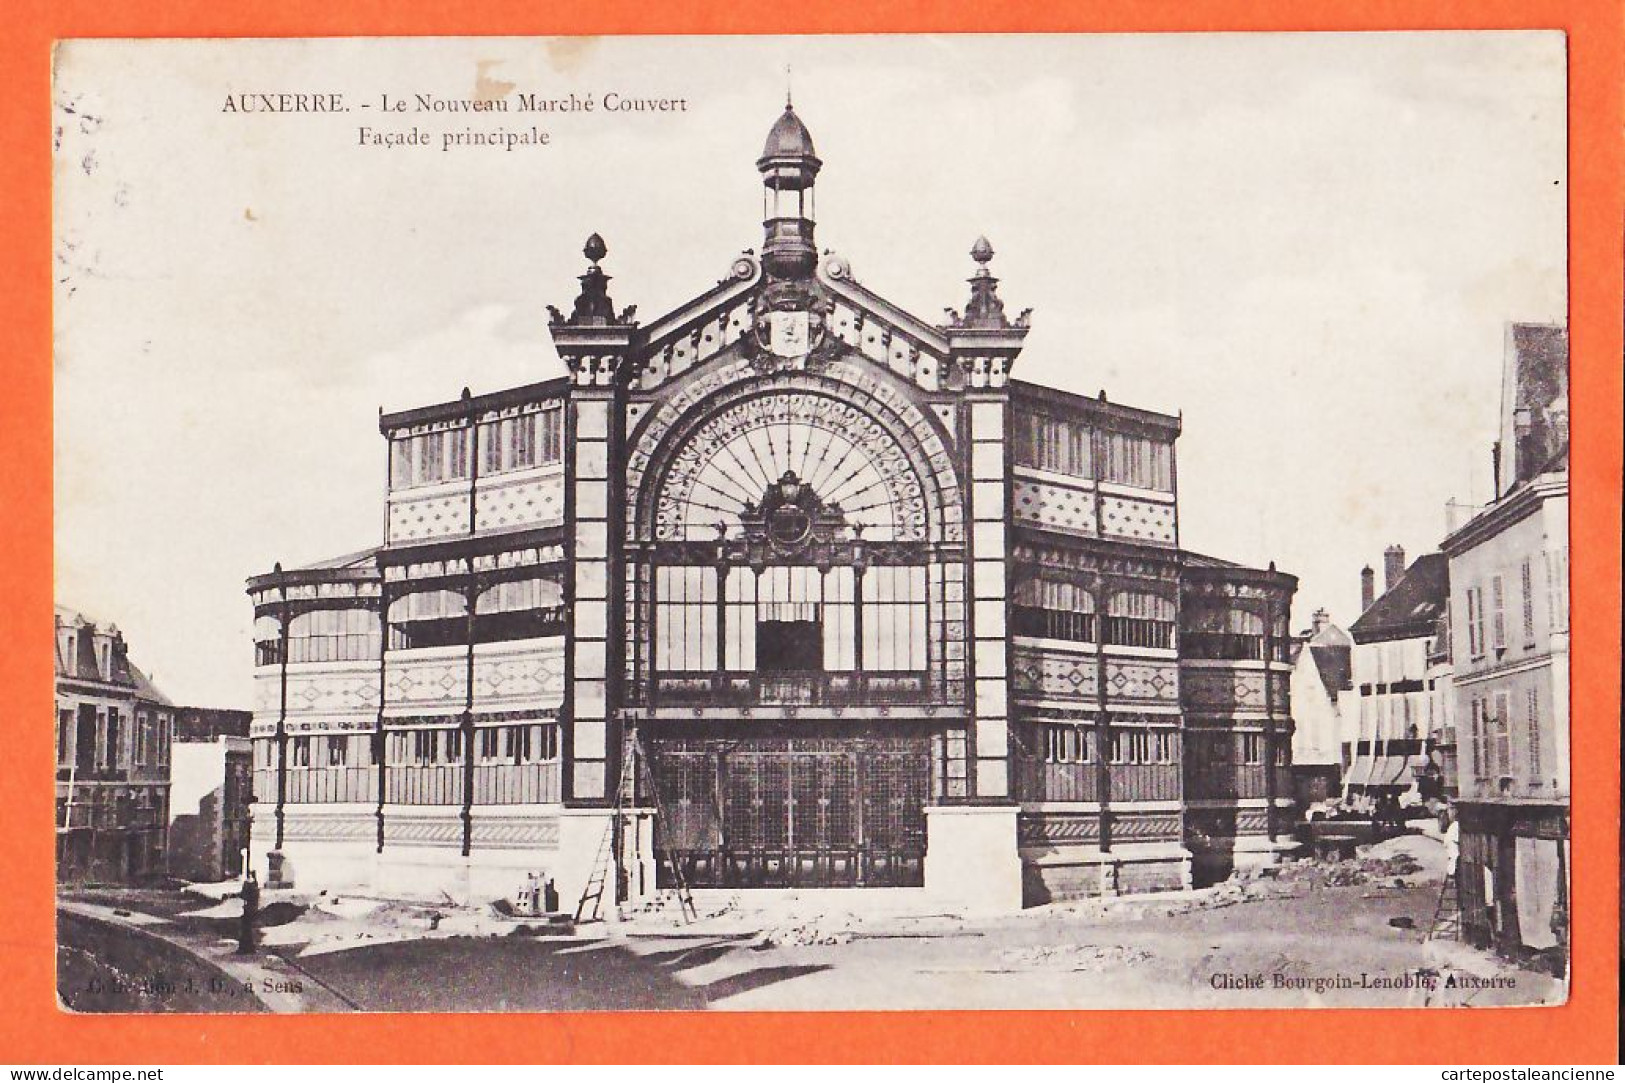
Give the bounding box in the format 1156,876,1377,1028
574,731,697,924
1426,869,1462,942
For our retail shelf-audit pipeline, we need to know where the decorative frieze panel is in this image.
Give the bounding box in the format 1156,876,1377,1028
468,815,562,851
471,639,566,709
1012,647,1097,701
1013,477,1097,535
1013,650,1181,706
1182,577,1293,605
272,717,376,736
1011,541,1180,585
387,488,470,545
385,651,467,711
1019,813,1100,846
827,302,933,387
474,468,565,533
284,666,381,718
1113,813,1183,841
1187,807,1271,839
1103,659,1179,704
1180,668,1289,713
254,671,280,714
636,297,753,388
382,814,464,847
1099,495,1177,545
282,812,376,844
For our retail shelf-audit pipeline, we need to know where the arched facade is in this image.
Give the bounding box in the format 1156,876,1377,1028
244,102,1299,912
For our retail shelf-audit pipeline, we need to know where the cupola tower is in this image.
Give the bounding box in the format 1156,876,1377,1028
756,98,821,279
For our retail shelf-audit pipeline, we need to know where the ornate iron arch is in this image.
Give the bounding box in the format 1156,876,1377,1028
629,361,962,547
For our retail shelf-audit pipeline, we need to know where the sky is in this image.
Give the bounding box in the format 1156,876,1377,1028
52,33,1568,708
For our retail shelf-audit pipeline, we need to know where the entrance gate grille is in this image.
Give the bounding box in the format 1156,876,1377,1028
648,736,929,889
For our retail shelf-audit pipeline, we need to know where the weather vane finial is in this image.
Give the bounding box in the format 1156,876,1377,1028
786,63,793,108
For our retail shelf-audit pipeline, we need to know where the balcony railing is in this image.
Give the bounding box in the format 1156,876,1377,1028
1186,764,1269,800
1016,759,1100,802
1182,632,1267,661
651,670,931,707
252,763,562,805
1014,761,1182,803
471,762,561,804
285,767,376,804
385,764,463,805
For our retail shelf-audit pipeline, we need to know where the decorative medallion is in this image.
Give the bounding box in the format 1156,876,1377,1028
740,470,851,557
740,280,844,375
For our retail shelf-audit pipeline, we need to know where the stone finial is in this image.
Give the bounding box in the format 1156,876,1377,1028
552,233,628,328
945,235,1029,331
583,232,607,265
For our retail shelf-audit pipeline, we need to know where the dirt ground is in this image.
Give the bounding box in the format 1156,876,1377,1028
59,836,1564,1012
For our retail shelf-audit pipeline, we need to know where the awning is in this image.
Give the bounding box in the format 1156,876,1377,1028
1343,756,1413,791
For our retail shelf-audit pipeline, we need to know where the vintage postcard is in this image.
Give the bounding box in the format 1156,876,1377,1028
51,32,1572,1014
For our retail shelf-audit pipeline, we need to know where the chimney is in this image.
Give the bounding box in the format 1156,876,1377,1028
1311,608,1329,636
1360,565,1375,612
1384,545,1406,592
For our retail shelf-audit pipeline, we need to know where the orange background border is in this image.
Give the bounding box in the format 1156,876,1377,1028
3,0,1619,1065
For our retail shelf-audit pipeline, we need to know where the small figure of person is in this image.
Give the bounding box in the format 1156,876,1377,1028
237,870,260,955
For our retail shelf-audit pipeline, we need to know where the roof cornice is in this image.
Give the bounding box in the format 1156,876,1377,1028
1442,472,1567,556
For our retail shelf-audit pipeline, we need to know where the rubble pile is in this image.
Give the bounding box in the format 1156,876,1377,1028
624,891,740,922
998,943,1154,971
756,912,861,947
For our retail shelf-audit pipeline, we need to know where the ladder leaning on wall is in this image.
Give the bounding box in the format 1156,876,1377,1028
1425,868,1462,942
574,732,696,924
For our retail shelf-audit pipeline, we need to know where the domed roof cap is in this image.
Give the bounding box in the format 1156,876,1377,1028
761,104,817,160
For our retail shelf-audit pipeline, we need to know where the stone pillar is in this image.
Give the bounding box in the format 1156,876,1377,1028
549,234,638,809
565,382,619,803
964,392,1012,799
944,238,1029,806
924,805,1023,912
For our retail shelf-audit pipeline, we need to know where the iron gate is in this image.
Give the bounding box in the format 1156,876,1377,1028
648,735,929,888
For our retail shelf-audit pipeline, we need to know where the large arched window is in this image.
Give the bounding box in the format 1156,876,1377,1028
254,614,282,667
653,563,927,677
654,392,927,543
387,589,468,650
1183,605,1265,660
643,390,942,704
1103,590,1176,650
474,576,565,643
1013,577,1096,643
287,609,381,663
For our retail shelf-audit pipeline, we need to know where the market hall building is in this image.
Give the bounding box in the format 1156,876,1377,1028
245,104,1298,912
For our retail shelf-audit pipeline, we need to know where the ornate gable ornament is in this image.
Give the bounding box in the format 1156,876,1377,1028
941,236,1031,390
547,233,641,388
737,278,847,376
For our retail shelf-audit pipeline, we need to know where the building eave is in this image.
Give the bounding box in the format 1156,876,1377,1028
1010,380,1182,439
816,264,951,357
379,377,570,434
1441,472,1567,556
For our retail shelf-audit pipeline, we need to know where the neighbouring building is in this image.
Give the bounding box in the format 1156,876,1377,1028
54,606,174,884
1345,548,1453,804
175,705,252,743
244,102,1297,912
1287,609,1352,805
168,707,254,883
1444,321,1569,965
